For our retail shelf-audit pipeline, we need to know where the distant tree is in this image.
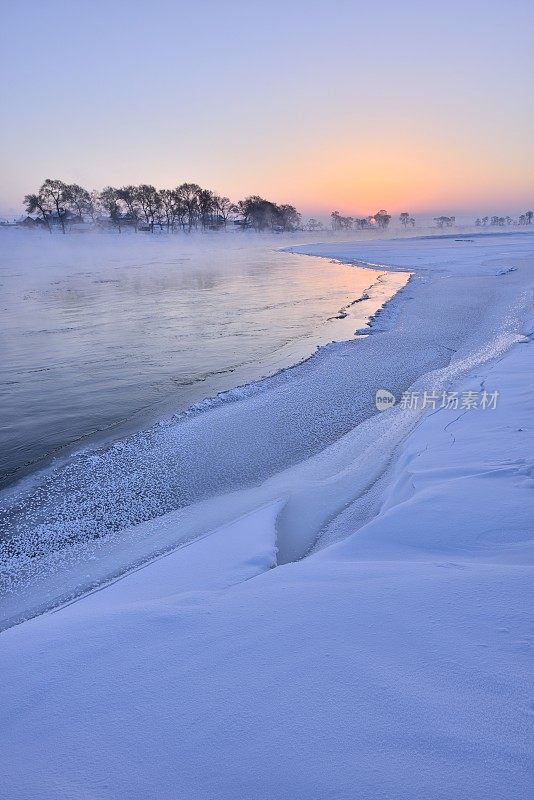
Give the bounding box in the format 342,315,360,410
475,218,482,226
276,204,301,231
222,197,238,225
40,179,69,233
374,210,391,229
136,184,161,232
434,215,455,228
24,191,51,231
116,186,141,231
21,180,302,237
175,183,201,230
331,211,342,230
409,217,415,227
197,188,217,229
64,184,93,222
213,195,236,227
89,190,100,222
526,210,533,224
307,218,322,231
235,196,300,232
158,189,181,232
98,187,123,232
238,196,272,231
399,212,410,227
331,211,354,230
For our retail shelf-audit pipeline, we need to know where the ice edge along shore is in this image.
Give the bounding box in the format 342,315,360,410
1,234,533,630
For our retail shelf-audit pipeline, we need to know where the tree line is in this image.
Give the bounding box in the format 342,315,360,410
475,212,533,227
331,210,415,230
23,179,302,233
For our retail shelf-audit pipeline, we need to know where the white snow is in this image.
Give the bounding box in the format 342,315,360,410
0,232,533,798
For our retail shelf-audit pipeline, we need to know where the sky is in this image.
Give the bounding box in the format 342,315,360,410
1,0,533,219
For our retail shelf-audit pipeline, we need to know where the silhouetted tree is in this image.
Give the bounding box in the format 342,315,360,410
374,210,391,229
176,183,201,230
24,192,51,231
116,186,141,231
213,195,236,227
238,196,270,231
331,211,354,230
98,187,122,232
434,216,455,228
21,180,302,237
197,189,217,229
135,185,161,232
64,184,93,222
158,189,181,232
277,204,301,231
40,179,69,233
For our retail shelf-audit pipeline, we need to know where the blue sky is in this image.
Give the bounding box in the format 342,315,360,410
1,0,533,216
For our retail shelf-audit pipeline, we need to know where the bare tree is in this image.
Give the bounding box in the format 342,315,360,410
24,192,51,231
197,189,217,229
40,179,69,233
21,179,303,238
213,196,236,227
331,211,354,230
116,186,141,231
434,216,455,228
278,205,301,231
64,184,93,222
374,210,391,229
176,183,201,230
98,187,123,232
136,185,161,232
399,212,410,227
159,189,182,232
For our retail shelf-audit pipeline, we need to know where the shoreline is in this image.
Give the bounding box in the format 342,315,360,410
0,259,410,629
1,234,533,628
0,236,532,798
0,240,404,493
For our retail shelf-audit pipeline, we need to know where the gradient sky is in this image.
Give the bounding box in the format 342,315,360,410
1,0,533,218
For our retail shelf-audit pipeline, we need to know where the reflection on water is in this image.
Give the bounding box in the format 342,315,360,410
0,230,394,487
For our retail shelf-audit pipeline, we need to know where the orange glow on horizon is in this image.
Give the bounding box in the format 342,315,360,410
217,133,534,217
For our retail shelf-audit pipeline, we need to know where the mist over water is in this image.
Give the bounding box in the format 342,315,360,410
0,229,397,488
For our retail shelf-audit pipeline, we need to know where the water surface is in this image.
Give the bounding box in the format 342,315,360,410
0,230,398,487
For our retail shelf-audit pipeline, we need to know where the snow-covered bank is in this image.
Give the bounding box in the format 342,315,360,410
1,267,533,798
0,233,533,798
2,235,533,626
